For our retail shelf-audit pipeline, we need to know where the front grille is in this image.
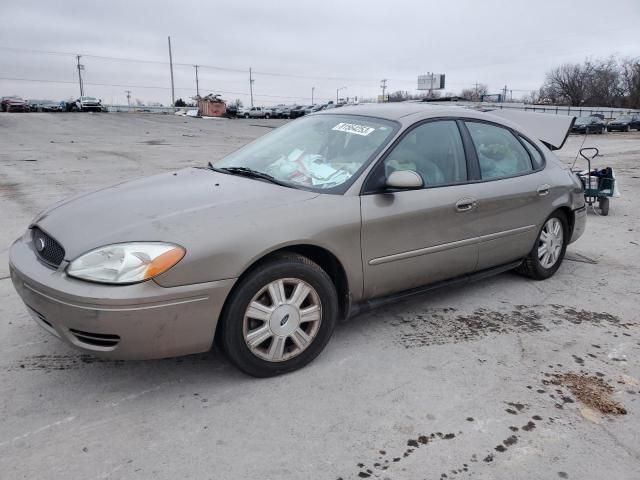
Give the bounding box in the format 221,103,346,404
69,329,120,348
31,227,65,267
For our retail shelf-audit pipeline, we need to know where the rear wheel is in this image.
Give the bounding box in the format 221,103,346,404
516,212,568,280
625,125,631,132
219,253,338,377
244,113,250,119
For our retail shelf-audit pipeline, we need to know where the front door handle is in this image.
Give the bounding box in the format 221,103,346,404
537,184,550,196
455,198,477,212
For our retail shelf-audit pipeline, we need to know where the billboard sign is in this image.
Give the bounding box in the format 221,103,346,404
418,74,445,90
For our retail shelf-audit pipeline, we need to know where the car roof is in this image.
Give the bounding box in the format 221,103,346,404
315,102,575,150
314,102,481,121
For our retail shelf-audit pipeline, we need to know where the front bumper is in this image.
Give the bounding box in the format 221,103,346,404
9,236,236,360
570,205,587,244
607,125,628,131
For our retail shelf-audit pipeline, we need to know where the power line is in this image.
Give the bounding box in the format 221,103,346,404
0,45,392,84
0,76,332,102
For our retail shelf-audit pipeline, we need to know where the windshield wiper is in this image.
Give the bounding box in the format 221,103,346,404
214,165,292,188
206,161,227,173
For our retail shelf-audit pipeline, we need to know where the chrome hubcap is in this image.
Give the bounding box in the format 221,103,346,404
538,218,564,269
243,278,322,362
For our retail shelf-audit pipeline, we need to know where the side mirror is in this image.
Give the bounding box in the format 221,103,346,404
385,170,424,190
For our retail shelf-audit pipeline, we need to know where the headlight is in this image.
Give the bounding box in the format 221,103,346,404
67,243,185,284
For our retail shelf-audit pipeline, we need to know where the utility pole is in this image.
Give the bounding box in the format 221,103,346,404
336,86,346,104
311,86,315,105
474,82,480,101
380,79,387,102
249,68,254,107
76,55,84,97
168,36,175,106
194,65,200,97
125,90,131,107
503,85,508,103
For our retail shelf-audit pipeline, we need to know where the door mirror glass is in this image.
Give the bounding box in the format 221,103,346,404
386,170,424,190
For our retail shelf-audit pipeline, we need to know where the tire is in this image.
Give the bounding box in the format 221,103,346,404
244,113,250,119
625,125,631,132
516,211,568,280
265,114,270,119
599,197,610,216
219,253,338,377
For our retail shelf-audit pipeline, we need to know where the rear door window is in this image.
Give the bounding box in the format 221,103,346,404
465,122,533,179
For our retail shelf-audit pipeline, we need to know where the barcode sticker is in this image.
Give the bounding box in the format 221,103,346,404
332,122,375,136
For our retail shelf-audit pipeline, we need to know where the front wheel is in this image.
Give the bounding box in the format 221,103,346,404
244,113,250,119
219,253,338,377
516,212,568,280
625,125,631,132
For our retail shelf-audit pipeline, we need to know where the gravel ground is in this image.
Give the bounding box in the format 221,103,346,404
1,112,639,480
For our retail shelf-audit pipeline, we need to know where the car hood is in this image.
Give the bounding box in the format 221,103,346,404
35,167,318,260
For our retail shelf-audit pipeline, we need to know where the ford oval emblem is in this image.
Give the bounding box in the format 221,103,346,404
35,238,46,252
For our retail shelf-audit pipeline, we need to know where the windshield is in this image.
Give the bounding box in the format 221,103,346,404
81,97,98,101
216,114,397,192
575,117,591,125
615,115,632,122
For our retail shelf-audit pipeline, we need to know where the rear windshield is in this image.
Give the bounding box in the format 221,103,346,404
615,115,632,121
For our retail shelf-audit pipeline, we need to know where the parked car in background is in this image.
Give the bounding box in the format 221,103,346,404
9,104,585,377
244,106,272,119
267,106,283,118
289,105,307,119
304,104,323,114
74,96,103,112
225,104,238,118
1,96,30,112
42,101,63,112
571,116,605,134
607,114,640,132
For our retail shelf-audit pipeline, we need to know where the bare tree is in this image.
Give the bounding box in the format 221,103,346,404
460,83,488,102
539,56,640,108
619,57,640,108
542,63,588,106
387,90,410,102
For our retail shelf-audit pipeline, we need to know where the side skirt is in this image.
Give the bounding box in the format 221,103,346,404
347,260,523,318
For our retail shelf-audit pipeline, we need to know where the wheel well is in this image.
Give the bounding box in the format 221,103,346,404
556,206,574,237
215,245,351,342
265,245,350,320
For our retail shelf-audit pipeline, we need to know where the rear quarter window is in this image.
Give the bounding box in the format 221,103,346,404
519,136,544,169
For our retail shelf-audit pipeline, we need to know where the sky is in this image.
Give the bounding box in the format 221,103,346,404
0,0,638,106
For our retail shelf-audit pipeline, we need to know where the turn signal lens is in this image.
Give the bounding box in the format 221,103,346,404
144,248,185,279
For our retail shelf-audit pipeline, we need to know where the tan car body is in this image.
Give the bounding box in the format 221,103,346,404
9,104,586,359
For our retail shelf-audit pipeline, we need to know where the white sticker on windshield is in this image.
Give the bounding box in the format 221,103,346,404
332,122,375,136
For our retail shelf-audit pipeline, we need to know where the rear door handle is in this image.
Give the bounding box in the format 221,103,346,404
537,184,550,196
455,198,477,212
